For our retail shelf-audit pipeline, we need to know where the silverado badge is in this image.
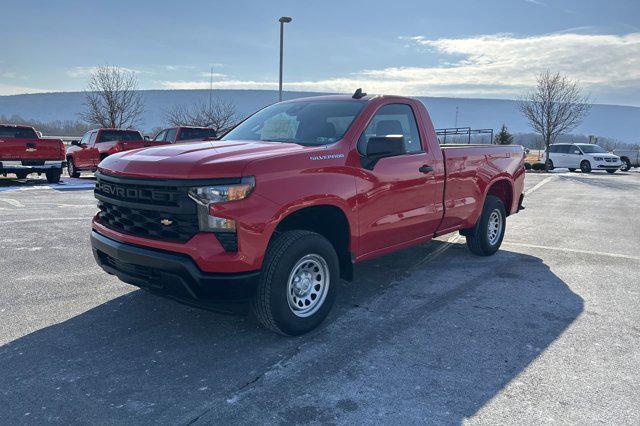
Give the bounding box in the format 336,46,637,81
160,219,173,226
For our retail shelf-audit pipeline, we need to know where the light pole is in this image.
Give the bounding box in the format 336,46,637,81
278,16,292,102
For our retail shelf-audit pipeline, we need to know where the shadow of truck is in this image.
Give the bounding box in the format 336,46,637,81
0,241,583,423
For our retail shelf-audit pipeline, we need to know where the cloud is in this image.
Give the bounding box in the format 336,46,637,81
67,66,143,78
0,83,51,96
157,32,640,100
524,0,547,6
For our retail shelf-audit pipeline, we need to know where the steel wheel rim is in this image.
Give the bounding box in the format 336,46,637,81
286,254,330,318
487,209,503,246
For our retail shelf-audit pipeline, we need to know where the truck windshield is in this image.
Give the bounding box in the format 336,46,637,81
579,144,607,154
98,130,142,142
222,101,365,146
0,126,37,139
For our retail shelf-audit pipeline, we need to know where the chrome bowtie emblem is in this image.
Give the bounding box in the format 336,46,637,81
160,218,173,226
26,148,36,152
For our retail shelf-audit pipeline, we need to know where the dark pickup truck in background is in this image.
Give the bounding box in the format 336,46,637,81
0,124,66,183
614,148,640,171
66,128,170,177
91,93,525,335
153,126,217,143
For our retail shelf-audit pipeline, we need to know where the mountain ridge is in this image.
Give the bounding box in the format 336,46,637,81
1,89,638,143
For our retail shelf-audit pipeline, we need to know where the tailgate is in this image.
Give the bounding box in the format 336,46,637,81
0,138,64,160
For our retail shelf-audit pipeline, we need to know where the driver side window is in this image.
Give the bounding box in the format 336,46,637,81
79,133,91,146
357,104,422,155
154,130,167,141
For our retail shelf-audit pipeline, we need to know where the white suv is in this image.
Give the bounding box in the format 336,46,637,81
542,143,622,173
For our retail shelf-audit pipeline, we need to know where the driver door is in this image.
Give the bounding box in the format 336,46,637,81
355,102,440,257
74,132,93,168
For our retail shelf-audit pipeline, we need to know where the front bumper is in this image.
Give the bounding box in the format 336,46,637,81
91,230,260,303
594,163,622,170
0,160,65,172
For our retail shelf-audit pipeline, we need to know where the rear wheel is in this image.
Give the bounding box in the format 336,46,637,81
15,171,28,179
252,230,338,336
465,195,506,256
620,158,631,172
580,160,592,173
545,159,554,170
67,158,80,178
46,169,62,183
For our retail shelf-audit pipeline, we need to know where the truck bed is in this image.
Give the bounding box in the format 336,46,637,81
438,144,525,235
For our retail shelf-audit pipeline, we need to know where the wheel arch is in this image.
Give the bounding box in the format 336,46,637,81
484,178,515,216
269,203,354,281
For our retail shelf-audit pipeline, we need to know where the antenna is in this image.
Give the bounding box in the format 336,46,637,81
209,67,213,111
454,106,459,127
352,88,367,99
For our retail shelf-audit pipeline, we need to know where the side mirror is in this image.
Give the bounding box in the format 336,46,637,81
144,135,151,141
70,140,80,146
361,136,405,170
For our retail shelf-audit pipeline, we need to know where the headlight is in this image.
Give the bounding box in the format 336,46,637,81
593,156,604,161
188,177,255,232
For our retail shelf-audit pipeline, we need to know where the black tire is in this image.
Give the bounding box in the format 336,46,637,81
252,230,339,336
620,158,631,172
46,169,62,183
606,169,616,174
580,160,592,173
465,195,506,256
545,159,554,170
67,158,80,178
15,171,29,179
568,168,576,172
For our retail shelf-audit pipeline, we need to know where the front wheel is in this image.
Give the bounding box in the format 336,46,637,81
67,158,80,178
580,160,592,173
252,230,339,336
620,158,632,172
465,195,506,256
545,159,554,171
46,169,62,183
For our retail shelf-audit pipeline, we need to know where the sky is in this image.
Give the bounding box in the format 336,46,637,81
1,0,639,106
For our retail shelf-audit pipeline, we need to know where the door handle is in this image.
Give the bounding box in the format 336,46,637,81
419,165,433,173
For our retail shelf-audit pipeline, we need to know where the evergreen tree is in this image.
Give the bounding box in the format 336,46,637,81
493,124,514,145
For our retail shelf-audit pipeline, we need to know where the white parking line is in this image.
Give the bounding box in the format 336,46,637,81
0,217,90,225
525,176,556,196
0,198,25,208
503,241,640,261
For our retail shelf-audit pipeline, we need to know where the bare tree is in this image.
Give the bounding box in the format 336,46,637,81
163,98,239,135
519,70,591,171
80,66,145,128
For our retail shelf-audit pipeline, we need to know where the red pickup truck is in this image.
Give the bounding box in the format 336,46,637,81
91,93,525,335
66,128,169,177
0,124,65,183
152,126,217,143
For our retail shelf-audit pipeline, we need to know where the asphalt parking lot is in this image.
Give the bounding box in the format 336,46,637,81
1,170,639,424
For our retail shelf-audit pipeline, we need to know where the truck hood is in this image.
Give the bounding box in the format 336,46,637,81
98,139,309,179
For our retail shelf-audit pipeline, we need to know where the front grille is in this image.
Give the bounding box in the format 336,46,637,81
604,158,617,163
94,172,241,249
97,201,199,242
95,179,181,206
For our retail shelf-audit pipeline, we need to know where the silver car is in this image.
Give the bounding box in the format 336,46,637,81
613,148,640,172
